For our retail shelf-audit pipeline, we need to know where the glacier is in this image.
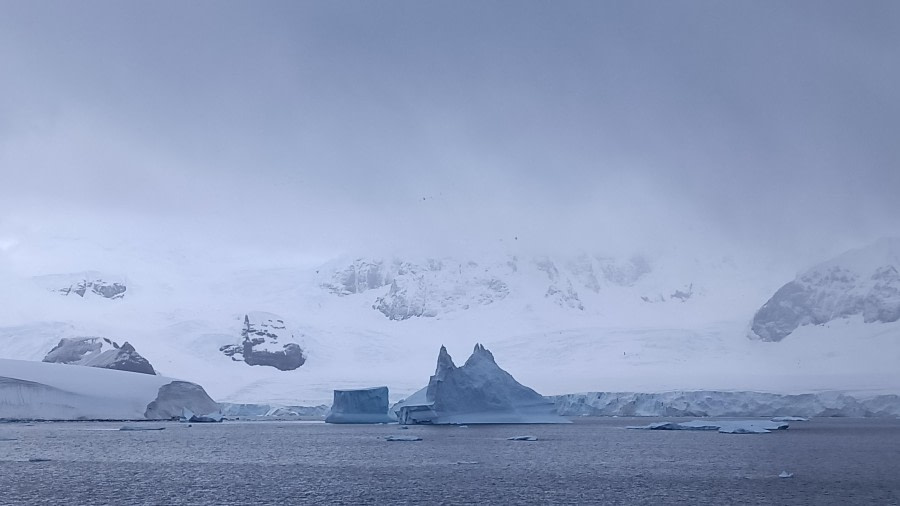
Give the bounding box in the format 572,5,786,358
554,390,900,418
325,386,395,424
392,344,569,425
0,358,219,421
2,237,899,407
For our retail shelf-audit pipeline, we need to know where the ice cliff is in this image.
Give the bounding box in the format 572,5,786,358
325,386,395,424
554,390,900,418
751,238,900,341
392,344,569,424
0,358,219,420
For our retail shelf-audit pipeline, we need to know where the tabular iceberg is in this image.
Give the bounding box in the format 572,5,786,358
627,419,790,434
325,386,395,424
0,358,219,421
391,344,569,425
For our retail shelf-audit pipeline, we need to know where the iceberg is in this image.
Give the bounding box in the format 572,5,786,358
391,344,569,425
384,435,422,441
0,358,219,421
179,408,224,423
627,419,790,434
325,386,395,424
507,435,538,441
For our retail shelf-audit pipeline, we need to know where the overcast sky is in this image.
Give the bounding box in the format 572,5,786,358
1,1,899,271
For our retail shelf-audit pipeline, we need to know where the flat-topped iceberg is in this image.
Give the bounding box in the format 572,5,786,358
0,358,219,421
627,419,790,434
325,386,395,424
391,344,569,425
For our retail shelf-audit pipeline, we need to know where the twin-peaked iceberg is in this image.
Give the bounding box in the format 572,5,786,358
391,344,569,425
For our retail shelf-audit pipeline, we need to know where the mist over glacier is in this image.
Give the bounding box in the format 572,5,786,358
1,2,899,405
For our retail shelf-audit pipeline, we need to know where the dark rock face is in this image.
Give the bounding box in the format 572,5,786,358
58,279,126,299
220,314,306,371
751,239,900,341
43,337,156,375
144,381,220,420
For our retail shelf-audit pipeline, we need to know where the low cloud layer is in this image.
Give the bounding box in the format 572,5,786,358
2,1,899,273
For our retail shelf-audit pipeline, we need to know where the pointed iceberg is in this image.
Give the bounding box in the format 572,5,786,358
391,344,569,425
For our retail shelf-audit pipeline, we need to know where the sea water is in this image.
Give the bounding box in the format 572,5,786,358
0,418,898,505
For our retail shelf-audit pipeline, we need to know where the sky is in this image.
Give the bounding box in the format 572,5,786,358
2,1,899,273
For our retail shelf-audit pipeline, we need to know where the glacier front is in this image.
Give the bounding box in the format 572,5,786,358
0,358,219,420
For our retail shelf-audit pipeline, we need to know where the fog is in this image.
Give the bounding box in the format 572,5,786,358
2,1,899,274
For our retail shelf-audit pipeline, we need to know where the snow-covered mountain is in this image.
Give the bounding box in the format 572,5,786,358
751,237,900,341
1,238,898,406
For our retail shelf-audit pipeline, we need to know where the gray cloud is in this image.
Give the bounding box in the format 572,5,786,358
1,1,899,268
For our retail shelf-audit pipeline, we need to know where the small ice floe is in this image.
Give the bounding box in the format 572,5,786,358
120,425,166,431
507,435,538,441
456,461,479,465
385,435,422,442
627,420,789,434
398,426,409,430
779,471,794,478
180,408,224,423
457,425,469,429
771,417,808,422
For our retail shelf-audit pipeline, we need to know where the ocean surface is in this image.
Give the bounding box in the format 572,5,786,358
1,417,898,505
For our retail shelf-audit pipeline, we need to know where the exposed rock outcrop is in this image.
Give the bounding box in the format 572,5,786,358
43,337,156,375
751,238,900,341
219,313,306,371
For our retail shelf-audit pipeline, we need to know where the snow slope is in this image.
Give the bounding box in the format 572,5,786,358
0,358,218,420
0,237,898,406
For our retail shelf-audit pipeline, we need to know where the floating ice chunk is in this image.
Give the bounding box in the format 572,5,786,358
628,419,789,434
779,471,794,478
771,416,808,422
119,425,165,431
180,408,223,423
385,435,422,441
507,435,538,441
456,461,479,465
325,386,395,424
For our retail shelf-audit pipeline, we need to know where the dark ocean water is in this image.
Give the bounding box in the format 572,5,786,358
0,417,898,505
